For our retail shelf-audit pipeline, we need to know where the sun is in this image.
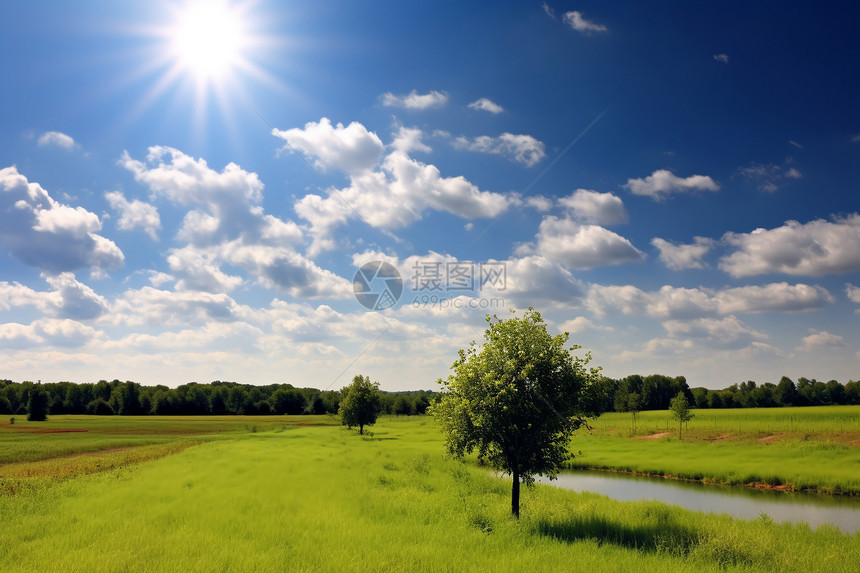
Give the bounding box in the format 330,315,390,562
169,0,248,84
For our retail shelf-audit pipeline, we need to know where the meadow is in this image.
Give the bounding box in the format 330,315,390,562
0,412,858,572
570,406,860,495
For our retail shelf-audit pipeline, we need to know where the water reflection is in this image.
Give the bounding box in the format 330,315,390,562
536,470,860,534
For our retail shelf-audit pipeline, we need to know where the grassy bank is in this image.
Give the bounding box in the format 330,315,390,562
569,406,860,494
0,416,858,571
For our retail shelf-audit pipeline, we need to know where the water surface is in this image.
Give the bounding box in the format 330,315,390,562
535,470,860,533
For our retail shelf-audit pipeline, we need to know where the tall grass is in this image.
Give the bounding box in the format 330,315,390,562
0,417,857,572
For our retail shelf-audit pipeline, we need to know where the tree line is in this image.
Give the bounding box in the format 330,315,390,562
581,374,860,414
0,379,435,418
3,373,858,420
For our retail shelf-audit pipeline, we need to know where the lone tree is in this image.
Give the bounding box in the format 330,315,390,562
431,309,601,518
26,384,49,422
669,391,694,439
339,375,382,435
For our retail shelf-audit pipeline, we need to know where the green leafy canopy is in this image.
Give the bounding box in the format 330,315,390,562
431,309,602,507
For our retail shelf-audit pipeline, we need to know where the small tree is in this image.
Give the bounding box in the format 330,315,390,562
627,392,641,433
669,391,694,439
26,384,49,422
431,309,601,518
339,375,382,435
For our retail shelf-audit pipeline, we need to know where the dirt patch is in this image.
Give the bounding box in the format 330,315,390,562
849,439,860,447
758,434,779,443
750,482,794,492
636,432,672,440
704,434,732,442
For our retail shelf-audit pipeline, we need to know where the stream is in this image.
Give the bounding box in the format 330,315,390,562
535,470,860,533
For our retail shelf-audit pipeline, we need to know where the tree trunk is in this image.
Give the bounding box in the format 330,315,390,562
511,466,520,519
679,421,682,439
359,424,364,435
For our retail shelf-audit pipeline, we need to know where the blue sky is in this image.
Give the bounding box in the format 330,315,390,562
1,0,859,391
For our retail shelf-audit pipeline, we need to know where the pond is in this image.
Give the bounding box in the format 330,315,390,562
535,470,860,534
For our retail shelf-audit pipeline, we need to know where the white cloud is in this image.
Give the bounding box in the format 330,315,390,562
381,90,448,110
542,3,555,19
283,120,514,255
559,316,595,334
586,281,832,319
714,282,833,313
797,329,844,351
452,133,545,167
167,246,243,293
105,191,161,240
0,166,124,274
587,284,716,320
525,195,553,212
120,146,344,299
652,236,715,270
846,283,860,306
663,316,768,349
559,189,628,225
562,11,607,34
529,216,645,270
391,126,431,154
624,169,719,201
272,118,385,175
37,131,77,150
0,273,108,320
713,53,729,64
468,98,504,114
106,286,250,328
720,214,860,277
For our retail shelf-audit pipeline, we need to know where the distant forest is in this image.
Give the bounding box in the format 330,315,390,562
2,374,859,417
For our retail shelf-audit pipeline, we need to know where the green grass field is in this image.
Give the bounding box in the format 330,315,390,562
1,412,858,572
570,406,860,494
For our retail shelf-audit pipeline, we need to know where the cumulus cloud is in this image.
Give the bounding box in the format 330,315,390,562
562,11,608,34
714,283,833,313
106,286,249,327
0,166,124,274
525,216,645,270
105,191,161,240
847,284,860,307
468,98,504,114
719,214,860,277
797,329,844,351
37,131,77,150
525,195,553,212
662,316,768,349
391,126,431,154
281,120,513,255
558,316,596,334
624,169,719,201
587,284,717,319
272,118,385,175
652,236,715,270
737,161,802,192
0,318,103,349
586,282,832,319
120,146,346,298
0,273,109,320
120,147,276,247
559,189,628,225
381,90,448,109
452,133,545,167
